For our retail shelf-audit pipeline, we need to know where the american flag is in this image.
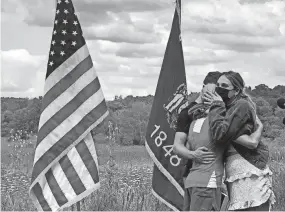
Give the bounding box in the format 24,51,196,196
29,0,109,211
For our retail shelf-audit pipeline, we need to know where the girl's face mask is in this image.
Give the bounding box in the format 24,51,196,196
216,75,238,102
215,87,232,102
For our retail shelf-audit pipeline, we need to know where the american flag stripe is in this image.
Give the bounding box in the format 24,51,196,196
67,146,95,189
41,55,93,112
30,1,108,210
39,64,97,129
42,177,59,211
84,132,99,169
59,154,86,195
51,161,77,201
31,133,101,211
75,140,99,184
43,45,89,95
45,170,68,206
33,87,105,165
32,101,107,182
36,77,101,149
32,183,52,211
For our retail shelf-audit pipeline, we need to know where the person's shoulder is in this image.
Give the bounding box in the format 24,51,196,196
176,101,197,133
180,102,197,115
178,107,190,119
236,98,252,110
237,98,249,105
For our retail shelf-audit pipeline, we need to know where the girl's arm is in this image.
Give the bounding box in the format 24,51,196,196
234,116,263,149
207,98,252,144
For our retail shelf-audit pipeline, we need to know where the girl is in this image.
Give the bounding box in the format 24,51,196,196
203,71,275,211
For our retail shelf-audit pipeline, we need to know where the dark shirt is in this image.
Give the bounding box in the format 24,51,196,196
176,101,197,134
208,98,269,170
175,101,197,178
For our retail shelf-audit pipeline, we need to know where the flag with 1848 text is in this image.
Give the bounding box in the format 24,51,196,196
145,0,189,210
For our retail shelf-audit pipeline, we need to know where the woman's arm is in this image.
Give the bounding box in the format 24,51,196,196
206,97,252,144
234,117,263,149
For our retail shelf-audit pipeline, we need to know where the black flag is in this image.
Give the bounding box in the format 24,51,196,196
145,0,188,210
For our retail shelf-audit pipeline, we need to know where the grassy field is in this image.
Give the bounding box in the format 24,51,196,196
1,135,170,211
1,134,285,211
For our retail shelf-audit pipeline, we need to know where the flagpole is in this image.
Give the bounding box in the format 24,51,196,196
176,0,181,27
175,0,182,42
76,200,81,210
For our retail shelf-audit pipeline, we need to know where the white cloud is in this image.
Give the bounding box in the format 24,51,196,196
84,22,161,44
1,49,46,97
1,0,285,100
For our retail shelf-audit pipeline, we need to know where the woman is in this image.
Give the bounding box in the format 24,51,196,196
203,71,275,211
175,81,266,211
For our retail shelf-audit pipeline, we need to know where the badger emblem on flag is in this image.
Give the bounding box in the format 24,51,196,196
163,83,188,130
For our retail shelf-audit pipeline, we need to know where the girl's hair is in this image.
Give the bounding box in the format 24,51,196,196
223,71,257,126
240,89,258,128
240,89,256,112
223,71,245,93
222,71,256,111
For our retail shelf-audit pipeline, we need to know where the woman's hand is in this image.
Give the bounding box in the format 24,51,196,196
192,147,216,164
202,91,223,105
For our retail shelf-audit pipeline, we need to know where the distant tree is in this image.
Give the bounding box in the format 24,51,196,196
25,98,42,133
114,95,123,100
6,98,42,134
254,84,270,91
1,102,8,112
107,101,125,112
273,85,285,94
6,100,21,112
1,110,14,137
1,83,284,146
264,97,278,109
113,102,151,145
1,110,14,123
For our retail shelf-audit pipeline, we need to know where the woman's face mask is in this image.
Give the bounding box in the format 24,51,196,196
216,75,238,102
215,87,232,101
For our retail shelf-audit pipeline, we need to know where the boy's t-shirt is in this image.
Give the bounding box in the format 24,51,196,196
184,117,226,189
175,101,197,177
175,102,197,134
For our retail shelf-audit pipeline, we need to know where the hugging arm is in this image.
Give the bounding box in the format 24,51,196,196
208,100,252,144
173,105,215,164
173,132,194,159
173,106,196,159
173,132,216,164
234,117,263,149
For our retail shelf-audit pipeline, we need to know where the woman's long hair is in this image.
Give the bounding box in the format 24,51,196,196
223,71,257,127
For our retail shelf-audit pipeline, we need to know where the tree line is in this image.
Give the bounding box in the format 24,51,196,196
1,84,285,145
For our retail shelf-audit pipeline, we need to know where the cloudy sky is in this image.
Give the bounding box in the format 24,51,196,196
1,0,285,100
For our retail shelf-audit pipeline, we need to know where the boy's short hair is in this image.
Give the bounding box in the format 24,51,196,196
203,71,222,85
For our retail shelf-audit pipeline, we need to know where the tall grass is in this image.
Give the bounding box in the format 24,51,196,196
1,133,285,211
